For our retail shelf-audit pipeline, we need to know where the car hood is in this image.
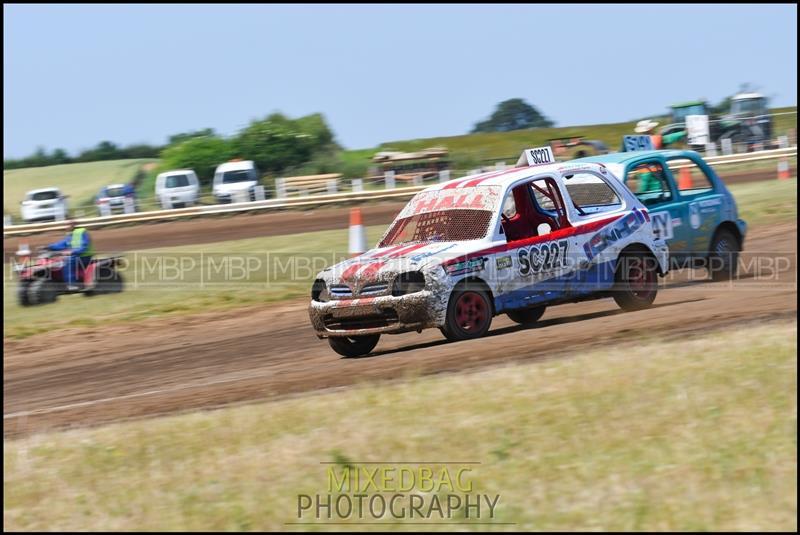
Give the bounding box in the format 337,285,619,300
318,240,493,287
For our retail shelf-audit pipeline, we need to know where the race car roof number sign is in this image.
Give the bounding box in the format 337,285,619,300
517,146,555,167
623,135,655,152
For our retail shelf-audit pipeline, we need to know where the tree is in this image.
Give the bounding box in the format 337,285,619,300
471,98,554,133
233,112,337,174
160,136,234,185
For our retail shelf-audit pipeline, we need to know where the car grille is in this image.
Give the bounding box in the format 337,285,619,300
323,310,399,331
360,282,388,295
329,282,390,299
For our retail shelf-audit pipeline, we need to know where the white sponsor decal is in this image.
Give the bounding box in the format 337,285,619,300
651,211,674,240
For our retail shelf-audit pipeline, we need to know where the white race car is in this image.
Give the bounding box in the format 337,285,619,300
309,147,670,357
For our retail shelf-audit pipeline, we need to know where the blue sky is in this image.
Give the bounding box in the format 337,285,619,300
3,4,797,158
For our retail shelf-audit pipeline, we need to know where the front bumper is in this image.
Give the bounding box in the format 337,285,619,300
309,290,438,338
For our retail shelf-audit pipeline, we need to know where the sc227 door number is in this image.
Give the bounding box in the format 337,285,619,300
518,240,569,276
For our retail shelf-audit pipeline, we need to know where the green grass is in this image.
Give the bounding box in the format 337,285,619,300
3,224,387,339
3,159,157,219
4,177,796,340
731,177,797,226
3,321,796,531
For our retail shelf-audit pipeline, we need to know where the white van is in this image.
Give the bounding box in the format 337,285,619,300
155,170,200,209
212,160,260,203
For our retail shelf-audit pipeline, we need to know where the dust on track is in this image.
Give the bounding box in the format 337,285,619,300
3,223,796,437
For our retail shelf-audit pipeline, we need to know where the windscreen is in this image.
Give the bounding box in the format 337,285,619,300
673,104,706,122
106,186,127,197
731,99,766,115
165,174,190,188
30,191,58,201
222,169,256,183
380,185,501,246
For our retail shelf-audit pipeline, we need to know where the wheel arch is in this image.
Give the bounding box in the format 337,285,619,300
709,221,743,254
618,242,665,276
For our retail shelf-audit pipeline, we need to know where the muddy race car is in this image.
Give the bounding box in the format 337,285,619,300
14,248,125,306
309,147,670,357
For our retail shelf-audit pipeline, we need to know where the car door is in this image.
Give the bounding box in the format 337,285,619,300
623,158,689,262
664,154,725,259
496,175,574,311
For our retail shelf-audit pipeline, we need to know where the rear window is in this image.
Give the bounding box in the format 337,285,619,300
380,209,493,246
165,174,191,188
562,172,622,215
30,191,59,201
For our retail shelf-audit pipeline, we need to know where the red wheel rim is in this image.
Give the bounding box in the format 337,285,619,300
628,258,656,299
455,291,488,332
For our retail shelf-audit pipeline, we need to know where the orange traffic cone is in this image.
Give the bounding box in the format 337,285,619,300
777,158,790,180
348,208,366,256
678,167,693,190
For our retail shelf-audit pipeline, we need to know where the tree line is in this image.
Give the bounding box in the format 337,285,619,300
4,98,556,177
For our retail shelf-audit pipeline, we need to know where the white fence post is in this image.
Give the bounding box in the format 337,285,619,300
439,169,450,183
721,138,733,155
160,194,172,210
351,178,364,193
705,142,717,157
384,171,395,190
326,179,338,195
123,197,135,214
275,178,287,198
412,174,423,186
778,135,789,149
254,185,266,201
495,161,506,171
4,215,12,227
99,200,111,217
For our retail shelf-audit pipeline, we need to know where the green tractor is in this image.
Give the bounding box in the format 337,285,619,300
660,94,773,150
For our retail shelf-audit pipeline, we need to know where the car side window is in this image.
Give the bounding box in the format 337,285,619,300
667,158,714,195
626,162,673,206
561,172,622,215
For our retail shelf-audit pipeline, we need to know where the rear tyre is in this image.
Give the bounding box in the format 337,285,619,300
17,281,32,307
27,278,59,305
708,229,740,282
506,306,546,327
328,335,380,358
441,285,493,342
613,250,658,312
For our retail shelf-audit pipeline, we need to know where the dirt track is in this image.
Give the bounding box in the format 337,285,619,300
3,167,789,257
4,223,796,437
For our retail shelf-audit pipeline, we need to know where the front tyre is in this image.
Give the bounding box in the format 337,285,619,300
27,278,59,305
17,281,32,307
328,335,380,358
442,286,493,342
506,306,546,327
708,229,740,282
613,250,658,312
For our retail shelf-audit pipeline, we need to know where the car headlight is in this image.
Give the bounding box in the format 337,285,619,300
311,279,327,302
392,271,426,296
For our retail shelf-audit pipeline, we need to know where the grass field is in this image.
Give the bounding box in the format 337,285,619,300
4,321,796,531
3,178,796,339
3,159,157,219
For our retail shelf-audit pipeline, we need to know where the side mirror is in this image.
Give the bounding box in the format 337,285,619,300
537,223,552,236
